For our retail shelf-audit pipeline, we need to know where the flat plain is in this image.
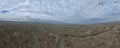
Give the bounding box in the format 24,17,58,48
0,22,120,48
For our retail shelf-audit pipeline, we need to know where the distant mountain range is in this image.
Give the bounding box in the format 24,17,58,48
0,18,65,24
29,19,65,24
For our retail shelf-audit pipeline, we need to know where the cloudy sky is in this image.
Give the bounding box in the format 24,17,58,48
0,0,120,24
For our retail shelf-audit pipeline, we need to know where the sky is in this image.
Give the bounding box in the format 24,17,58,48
0,0,120,24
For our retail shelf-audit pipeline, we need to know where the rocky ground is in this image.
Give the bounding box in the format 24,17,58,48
0,22,120,48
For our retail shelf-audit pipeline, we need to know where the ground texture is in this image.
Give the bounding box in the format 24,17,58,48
0,22,120,48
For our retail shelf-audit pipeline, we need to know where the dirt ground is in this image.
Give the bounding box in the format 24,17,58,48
0,22,120,48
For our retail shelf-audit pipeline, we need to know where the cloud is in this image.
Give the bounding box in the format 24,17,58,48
0,10,9,14
0,0,120,24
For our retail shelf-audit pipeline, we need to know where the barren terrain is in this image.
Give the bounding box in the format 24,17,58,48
0,22,120,48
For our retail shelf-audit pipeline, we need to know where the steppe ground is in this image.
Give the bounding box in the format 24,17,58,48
0,22,120,48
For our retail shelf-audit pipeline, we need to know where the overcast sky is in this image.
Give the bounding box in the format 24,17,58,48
0,0,120,24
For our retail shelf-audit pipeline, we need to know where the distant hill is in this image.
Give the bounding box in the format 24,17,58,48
0,19,65,24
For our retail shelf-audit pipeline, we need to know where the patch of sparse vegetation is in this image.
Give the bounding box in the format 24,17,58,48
0,21,120,48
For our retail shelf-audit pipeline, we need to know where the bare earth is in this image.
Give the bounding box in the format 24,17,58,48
0,22,120,48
